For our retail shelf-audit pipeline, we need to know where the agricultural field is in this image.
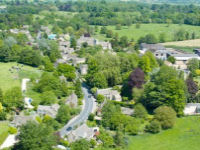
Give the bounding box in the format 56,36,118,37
0,62,42,92
94,24,200,42
163,39,200,47
0,122,9,146
127,116,200,150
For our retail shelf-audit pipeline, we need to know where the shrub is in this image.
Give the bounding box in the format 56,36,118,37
8,126,17,134
146,120,161,133
88,113,95,121
134,103,148,119
154,106,176,129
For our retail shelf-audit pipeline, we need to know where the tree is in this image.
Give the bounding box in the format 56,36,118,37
71,139,91,150
154,106,176,129
134,103,148,119
42,57,54,72
142,66,186,116
56,105,71,124
96,94,105,103
138,55,151,74
145,34,158,44
159,33,166,43
57,64,76,81
13,122,56,150
187,58,199,77
97,130,114,148
3,87,23,111
167,56,176,64
100,26,107,34
88,113,95,121
75,79,83,98
0,88,3,103
146,120,161,133
40,91,57,105
115,24,121,30
114,128,125,147
128,68,145,89
70,37,77,49
186,78,198,102
174,29,186,41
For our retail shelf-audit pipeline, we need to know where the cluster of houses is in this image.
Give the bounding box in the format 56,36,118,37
140,43,200,70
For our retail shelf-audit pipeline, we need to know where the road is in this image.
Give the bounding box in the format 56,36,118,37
59,82,95,137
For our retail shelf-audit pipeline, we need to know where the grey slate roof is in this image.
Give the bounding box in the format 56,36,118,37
65,93,78,108
140,43,166,51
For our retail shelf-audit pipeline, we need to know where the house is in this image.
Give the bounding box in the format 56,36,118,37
10,29,19,34
48,34,57,40
72,57,86,65
96,41,112,50
121,107,134,116
79,64,88,75
37,104,60,118
77,35,97,48
41,26,51,34
194,48,200,56
67,124,99,143
140,43,167,60
184,103,200,115
96,88,122,101
11,115,36,127
65,93,78,108
168,53,200,70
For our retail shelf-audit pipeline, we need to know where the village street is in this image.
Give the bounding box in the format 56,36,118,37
59,83,96,137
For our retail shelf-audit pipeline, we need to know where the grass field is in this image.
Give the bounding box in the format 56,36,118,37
0,62,41,92
94,24,200,42
0,122,9,146
127,116,200,150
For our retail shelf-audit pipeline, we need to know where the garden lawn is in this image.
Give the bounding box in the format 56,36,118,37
0,62,42,92
94,24,200,42
0,122,9,146
127,116,200,150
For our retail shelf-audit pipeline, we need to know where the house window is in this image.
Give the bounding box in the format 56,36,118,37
161,53,163,56
155,54,159,56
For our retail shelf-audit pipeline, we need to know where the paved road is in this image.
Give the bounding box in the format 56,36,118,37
59,83,94,137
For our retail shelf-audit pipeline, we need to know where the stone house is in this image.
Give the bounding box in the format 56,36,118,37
11,115,36,127
140,43,167,60
96,88,122,101
67,124,99,143
65,93,78,108
37,104,60,118
79,64,88,75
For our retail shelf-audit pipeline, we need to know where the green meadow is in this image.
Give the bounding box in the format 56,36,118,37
127,116,200,150
94,24,200,42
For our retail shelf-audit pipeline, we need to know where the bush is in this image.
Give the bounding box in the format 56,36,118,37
167,56,176,64
88,113,95,121
154,106,176,129
146,120,161,133
97,94,105,103
8,126,17,134
134,103,148,119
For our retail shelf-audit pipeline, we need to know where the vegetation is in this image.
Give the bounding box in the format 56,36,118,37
128,116,200,150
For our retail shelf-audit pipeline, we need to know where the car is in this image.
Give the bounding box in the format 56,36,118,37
66,126,72,131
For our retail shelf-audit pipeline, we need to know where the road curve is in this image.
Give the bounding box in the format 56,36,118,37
59,82,94,137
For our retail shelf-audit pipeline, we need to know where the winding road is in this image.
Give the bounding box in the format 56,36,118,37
59,82,95,137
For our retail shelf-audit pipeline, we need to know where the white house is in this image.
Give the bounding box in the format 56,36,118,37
21,78,30,93
184,103,200,115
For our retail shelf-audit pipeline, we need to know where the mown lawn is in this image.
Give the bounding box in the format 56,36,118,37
94,24,200,42
127,116,200,150
0,122,9,146
0,62,42,92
